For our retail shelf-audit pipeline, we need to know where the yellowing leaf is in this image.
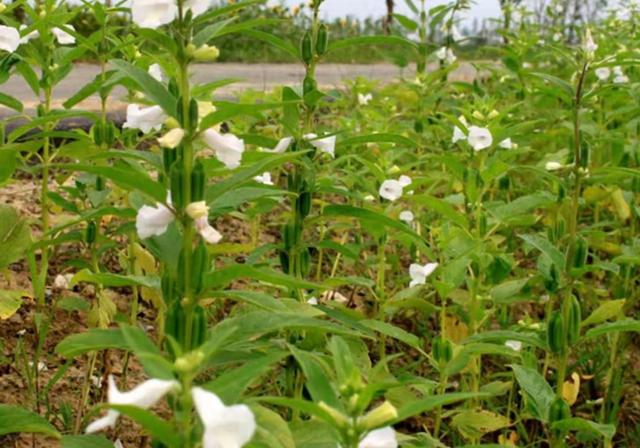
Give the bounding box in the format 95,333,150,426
498,431,519,446
582,300,626,327
583,186,609,204
562,372,581,406
0,290,26,319
610,189,631,222
452,409,511,440
444,315,468,343
133,243,158,274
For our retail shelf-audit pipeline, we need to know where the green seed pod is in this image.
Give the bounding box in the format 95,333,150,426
548,397,571,423
297,191,312,219
85,221,97,245
161,273,177,305
580,142,590,168
92,121,104,146
189,98,198,132
163,148,177,177
547,311,566,355
432,336,453,366
572,237,588,269
414,119,424,134
104,121,116,146
303,75,317,96
557,184,566,202
279,250,290,274
316,24,329,56
544,264,560,293
176,250,186,296
300,247,311,277
168,78,179,97
191,241,208,296
95,176,105,192
170,163,184,212
301,31,313,65
176,95,185,126
191,305,207,349
566,295,582,346
191,160,205,202
283,222,299,250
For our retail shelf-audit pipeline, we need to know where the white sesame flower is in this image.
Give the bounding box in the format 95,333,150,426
184,0,212,18
123,104,167,134
0,25,20,53
505,340,523,351
158,128,185,148
136,203,174,239
186,201,209,220
265,136,294,154
379,180,404,202
307,297,318,306
467,126,493,151
17,329,26,337
545,161,563,171
254,172,274,186
86,376,179,434
499,138,514,149
19,25,39,44
595,67,611,81
583,28,597,56
148,63,164,82
614,74,629,84
359,426,398,448
191,387,256,448
452,116,468,144
409,262,438,287
305,133,336,158
436,46,456,64
358,93,373,105
203,129,245,169
131,0,178,28
194,217,222,245
320,290,349,304
399,210,414,223
52,26,75,45
398,175,412,187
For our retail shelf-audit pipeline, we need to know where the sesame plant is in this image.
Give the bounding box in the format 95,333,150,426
1,1,640,448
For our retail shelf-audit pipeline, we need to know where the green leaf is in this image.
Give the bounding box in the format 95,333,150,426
200,101,296,130
203,351,288,403
0,147,17,184
0,91,23,112
0,205,31,269
289,346,340,409
70,269,160,289
0,290,26,319
121,325,174,380
510,364,554,422
111,59,177,117
0,404,60,438
56,328,127,358
395,392,488,421
582,300,626,327
451,410,511,440
360,319,423,352
464,331,545,349
585,319,640,338
411,194,469,229
328,35,418,53
551,418,615,441
59,164,166,202
252,405,296,448
109,405,180,447
393,13,419,31
61,435,114,448
489,278,530,304
339,133,416,148
204,265,322,291
241,29,299,59
519,234,566,271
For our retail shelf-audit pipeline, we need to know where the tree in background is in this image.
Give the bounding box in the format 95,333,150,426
384,0,394,34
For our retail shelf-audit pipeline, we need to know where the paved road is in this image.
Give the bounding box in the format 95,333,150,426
1,62,479,113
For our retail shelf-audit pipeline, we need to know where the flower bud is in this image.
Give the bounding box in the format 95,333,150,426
193,44,220,62
186,201,209,220
318,402,350,429
358,401,398,431
165,117,180,129
174,350,205,373
158,128,185,149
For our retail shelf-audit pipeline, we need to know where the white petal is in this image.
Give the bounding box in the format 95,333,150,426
379,180,403,202
52,26,75,45
467,126,493,151
399,210,414,223
452,125,466,143
254,172,274,186
203,129,245,169
85,410,119,434
109,375,178,409
124,104,167,134
264,136,294,154
359,426,398,448
194,217,223,244
308,135,336,158
148,63,164,82
0,26,20,53
192,387,256,448
398,175,412,187
505,340,523,351
19,25,39,44
136,203,174,239
131,0,178,28
184,0,212,17
499,138,513,149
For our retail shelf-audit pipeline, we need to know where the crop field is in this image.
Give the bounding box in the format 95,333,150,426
0,0,639,447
